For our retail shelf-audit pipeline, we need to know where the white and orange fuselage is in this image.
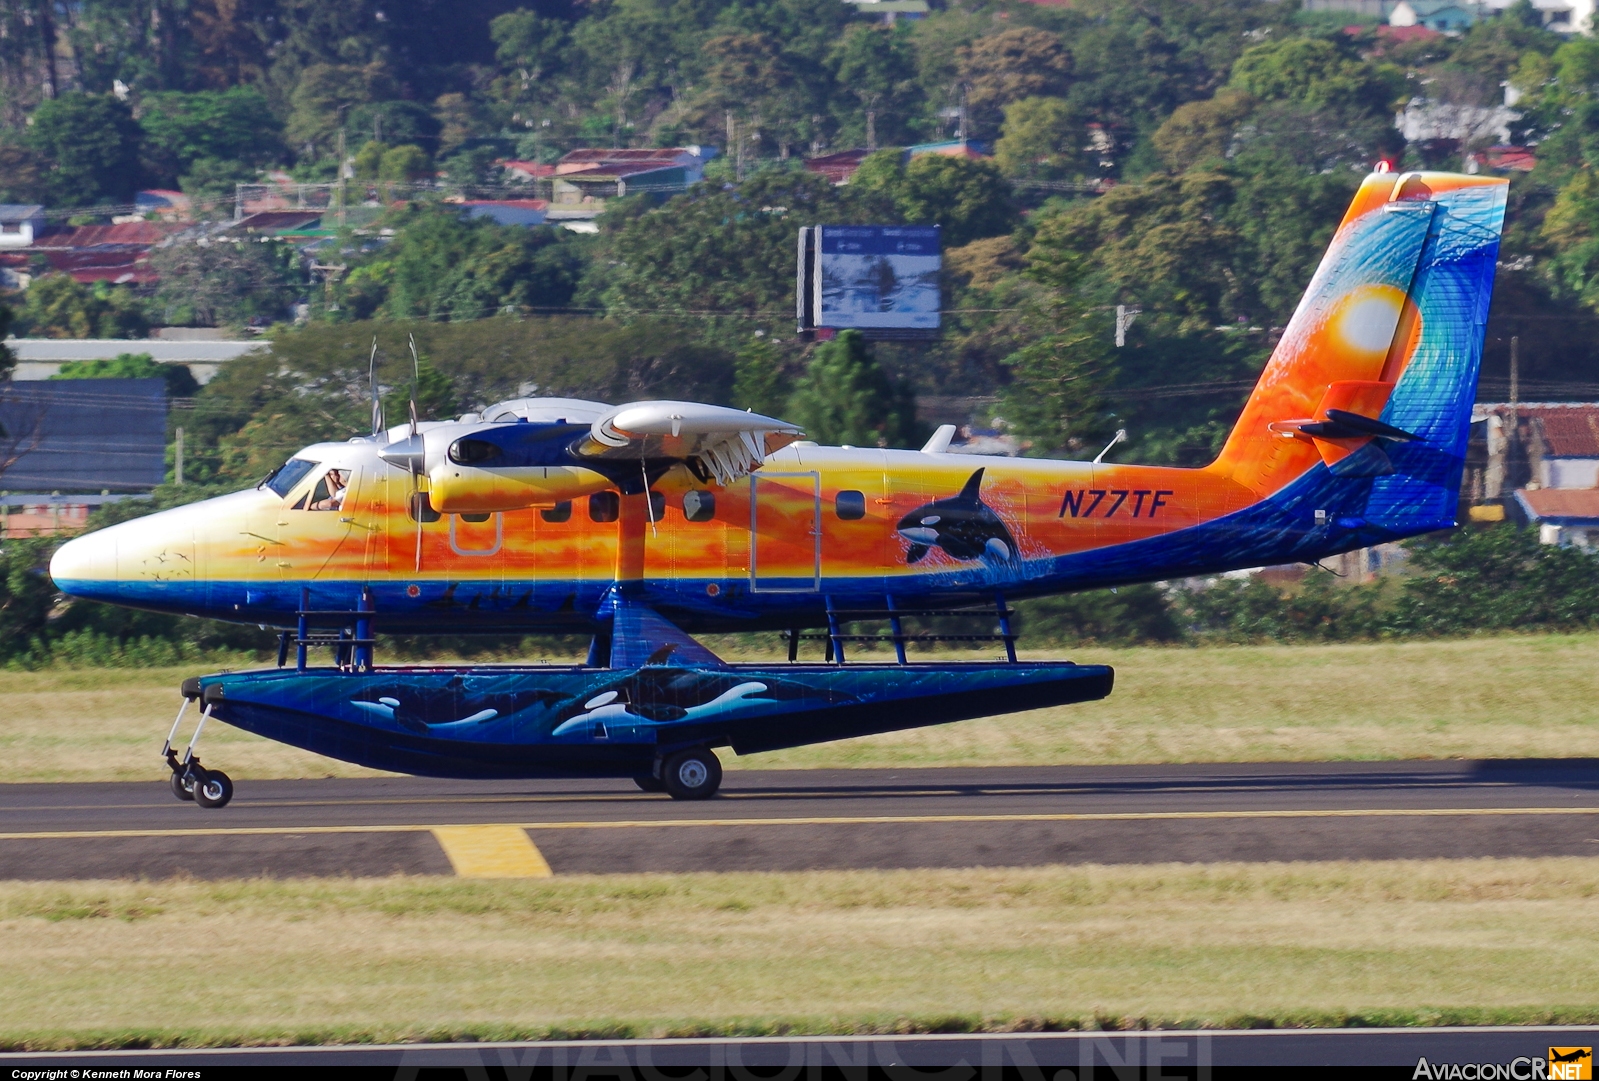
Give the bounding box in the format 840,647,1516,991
51,171,1509,635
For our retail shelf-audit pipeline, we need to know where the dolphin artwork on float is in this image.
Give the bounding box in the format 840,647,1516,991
349,678,566,734
896,468,1018,565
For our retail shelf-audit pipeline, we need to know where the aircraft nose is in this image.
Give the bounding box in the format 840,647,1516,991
49,528,119,600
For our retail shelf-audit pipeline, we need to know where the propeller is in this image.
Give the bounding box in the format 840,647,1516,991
367,337,383,436
407,333,421,440
406,334,425,573
373,336,431,570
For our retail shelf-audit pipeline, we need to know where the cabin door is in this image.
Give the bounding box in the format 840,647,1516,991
749,472,821,592
277,465,362,581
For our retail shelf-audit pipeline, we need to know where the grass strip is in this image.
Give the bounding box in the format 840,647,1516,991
0,858,1597,1049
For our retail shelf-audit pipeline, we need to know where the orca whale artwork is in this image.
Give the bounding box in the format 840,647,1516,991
49,169,1509,805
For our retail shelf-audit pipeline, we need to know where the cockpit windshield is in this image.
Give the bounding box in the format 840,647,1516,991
262,457,321,498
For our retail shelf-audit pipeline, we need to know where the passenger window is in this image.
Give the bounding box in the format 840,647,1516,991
541,501,572,523
589,491,619,523
460,512,491,523
683,490,715,523
648,491,666,520
835,490,866,520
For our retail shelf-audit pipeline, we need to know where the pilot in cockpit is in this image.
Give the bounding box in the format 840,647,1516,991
308,469,349,511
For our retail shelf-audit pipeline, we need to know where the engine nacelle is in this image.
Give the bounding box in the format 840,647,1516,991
427,462,614,513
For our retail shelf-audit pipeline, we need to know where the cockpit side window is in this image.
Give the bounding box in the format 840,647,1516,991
308,469,350,511
289,469,350,511
264,458,319,498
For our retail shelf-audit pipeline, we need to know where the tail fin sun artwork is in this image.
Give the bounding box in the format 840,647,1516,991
48,169,1508,805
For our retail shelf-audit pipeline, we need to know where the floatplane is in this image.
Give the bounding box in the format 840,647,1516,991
49,169,1506,805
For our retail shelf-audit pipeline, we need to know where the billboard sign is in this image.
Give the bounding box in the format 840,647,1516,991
798,225,940,336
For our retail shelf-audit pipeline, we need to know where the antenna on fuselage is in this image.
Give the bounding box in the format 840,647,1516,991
368,337,383,436
1092,428,1127,464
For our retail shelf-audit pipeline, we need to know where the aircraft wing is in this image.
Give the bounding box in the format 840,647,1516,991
573,401,802,486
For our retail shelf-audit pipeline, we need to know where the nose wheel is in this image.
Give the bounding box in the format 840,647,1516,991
162,692,235,809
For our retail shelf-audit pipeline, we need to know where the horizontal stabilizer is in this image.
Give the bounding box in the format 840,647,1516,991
1288,409,1420,442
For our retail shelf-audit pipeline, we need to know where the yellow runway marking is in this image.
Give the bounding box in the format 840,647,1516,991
431,825,552,878
0,805,1595,842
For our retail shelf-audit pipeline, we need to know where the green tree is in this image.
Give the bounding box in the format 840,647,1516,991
1150,89,1255,172
786,330,917,448
593,170,870,324
51,352,200,397
698,33,817,161
1227,36,1402,114
433,92,488,157
0,140,46,204
138,87,283,189
26,92,144,206
180,156,262,210
491,9,569,86
339,207,584,322
379,144,432,180
0,537,60,662
828,23,919,151
956,28,1072,139
283,63,395,158
1450,1,1563,84
1394,525,1599,634
353,139,388,179
62,0,194,97
731,337,789,418
996,323,1115,456
347,100,441,154
851,151,1016,247
147,239,302,328
1512,38,1599,171
995,96,1086,180
1541,167,1599,312
14,276,149,339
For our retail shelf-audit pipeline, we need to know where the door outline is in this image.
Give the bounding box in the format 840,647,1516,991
749,471,821,592
449,513,503,557
278,467,362,579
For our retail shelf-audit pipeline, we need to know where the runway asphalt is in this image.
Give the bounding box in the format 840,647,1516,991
1,758,1596,878
3,1026,1598,1071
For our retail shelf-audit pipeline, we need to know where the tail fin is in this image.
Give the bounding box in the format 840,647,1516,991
1211,170,1508,529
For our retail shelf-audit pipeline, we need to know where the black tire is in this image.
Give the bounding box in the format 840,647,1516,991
633,774,666,793
194,769,234,809
661,748,722,800
170,769,195,801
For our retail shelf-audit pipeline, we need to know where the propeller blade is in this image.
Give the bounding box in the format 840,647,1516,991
407,333,421,439
368,338,382,436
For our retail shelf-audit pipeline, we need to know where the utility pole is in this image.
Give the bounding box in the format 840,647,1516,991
336,127,348,233
174,427,184,486
1508,333,1519,413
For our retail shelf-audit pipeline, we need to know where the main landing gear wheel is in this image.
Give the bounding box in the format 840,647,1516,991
661,748,722,800
193,769,234,809
170,770,196,801
633,774,666,793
